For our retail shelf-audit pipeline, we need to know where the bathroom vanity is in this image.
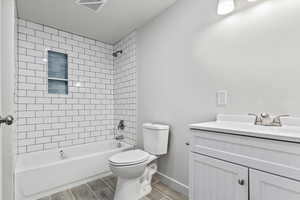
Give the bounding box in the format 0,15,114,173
189,114,300,200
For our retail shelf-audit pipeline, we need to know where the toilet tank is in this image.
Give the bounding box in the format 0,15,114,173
143,123,170,155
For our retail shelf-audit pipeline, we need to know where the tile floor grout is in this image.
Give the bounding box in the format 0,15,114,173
38,175,188,200
101,177,115,192
68,189,76,200
86,183,99,200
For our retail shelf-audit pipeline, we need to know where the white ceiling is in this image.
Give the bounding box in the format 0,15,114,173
16,0,176,44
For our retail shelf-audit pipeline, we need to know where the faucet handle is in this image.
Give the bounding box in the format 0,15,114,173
272,114,290,126
248,113,260,120
248,113,262,125
248,113,258,117
273,114,290,122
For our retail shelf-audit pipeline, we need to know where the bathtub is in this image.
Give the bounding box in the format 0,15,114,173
15,140,133,200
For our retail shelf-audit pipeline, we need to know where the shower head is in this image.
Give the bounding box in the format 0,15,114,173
113,50,123,58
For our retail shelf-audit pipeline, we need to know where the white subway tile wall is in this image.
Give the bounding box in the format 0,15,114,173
16,19,137,154
113,33,137,145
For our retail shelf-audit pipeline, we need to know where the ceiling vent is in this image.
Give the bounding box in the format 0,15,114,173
76,0,107,12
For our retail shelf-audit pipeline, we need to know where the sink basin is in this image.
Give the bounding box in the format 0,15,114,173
189,114,300,143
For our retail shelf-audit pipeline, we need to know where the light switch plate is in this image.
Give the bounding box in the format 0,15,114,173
216,90,228,106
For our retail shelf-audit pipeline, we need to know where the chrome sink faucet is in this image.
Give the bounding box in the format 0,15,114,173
249,113,290,127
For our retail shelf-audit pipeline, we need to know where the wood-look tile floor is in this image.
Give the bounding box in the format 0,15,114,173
37,175,188,200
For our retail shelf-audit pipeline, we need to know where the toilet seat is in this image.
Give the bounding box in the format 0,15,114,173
109,150,150,166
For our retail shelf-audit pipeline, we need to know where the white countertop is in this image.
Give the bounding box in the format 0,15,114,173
189,114,300,143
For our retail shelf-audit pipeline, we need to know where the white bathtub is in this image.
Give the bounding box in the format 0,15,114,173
15,140,133,200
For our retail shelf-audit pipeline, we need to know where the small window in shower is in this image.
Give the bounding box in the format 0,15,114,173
47,50,68,94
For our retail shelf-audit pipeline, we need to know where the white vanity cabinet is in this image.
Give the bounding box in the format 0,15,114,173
189,116,300,200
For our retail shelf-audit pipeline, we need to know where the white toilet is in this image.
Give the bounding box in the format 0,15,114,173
109,123,169,200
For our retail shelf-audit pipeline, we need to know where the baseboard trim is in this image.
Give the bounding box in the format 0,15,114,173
156,172,189,197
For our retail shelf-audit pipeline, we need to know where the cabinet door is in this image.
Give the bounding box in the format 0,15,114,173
250,169,300,200
189,153,248,200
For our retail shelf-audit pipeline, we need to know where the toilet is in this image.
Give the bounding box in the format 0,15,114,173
109,123,169,200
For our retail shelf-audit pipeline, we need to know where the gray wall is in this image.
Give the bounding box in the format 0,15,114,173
137,0,300,187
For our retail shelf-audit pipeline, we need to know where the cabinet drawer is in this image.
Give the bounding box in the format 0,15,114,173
191,130,300,181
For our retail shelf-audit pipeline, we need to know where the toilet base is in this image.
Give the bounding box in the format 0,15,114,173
114,177,141,200
114,162,157,200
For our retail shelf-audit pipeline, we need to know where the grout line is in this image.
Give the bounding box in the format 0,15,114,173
68,189,76,200
155,184,188,200
153,187,173,200
153,185,175,200
86,183,99,200
163,196,173,200
36,175,187,200
101,177,115,192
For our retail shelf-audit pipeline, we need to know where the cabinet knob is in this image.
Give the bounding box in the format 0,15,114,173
238,179,245,186
185,142,190,146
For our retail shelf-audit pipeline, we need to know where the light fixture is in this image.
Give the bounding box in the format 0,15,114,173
217,0,235,15
75,0,107,12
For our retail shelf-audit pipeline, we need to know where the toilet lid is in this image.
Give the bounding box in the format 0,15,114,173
109,150,150,166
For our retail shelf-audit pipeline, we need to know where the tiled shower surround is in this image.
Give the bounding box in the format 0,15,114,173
113,32,137,145
16,19,137,154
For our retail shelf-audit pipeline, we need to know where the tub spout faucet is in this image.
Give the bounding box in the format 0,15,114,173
115,134,124,140
114,120,125,140
115,134,124,148
59,150,66,159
